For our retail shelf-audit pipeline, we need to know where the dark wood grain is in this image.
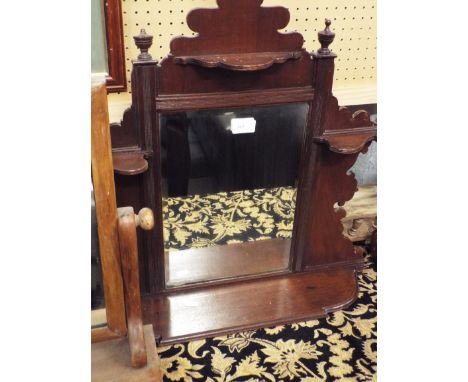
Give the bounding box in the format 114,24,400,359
110,107,139,149
103,0,126,92
156,87,314,112
143,267,359,345
314,126,377,154
289,23,337,272
173,51,302,71
170,0,303,56
158,52,313,96
113,152,148,176
297,96,377,270
114,36,164,294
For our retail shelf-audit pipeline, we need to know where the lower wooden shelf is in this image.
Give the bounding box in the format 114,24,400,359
142,267,359,345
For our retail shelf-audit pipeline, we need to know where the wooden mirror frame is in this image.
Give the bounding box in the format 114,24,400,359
103,0,127,92
110,0,377,345
91,81,127,342
92,80,152,368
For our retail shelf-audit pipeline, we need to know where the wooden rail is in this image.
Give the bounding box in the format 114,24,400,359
117,207,154,368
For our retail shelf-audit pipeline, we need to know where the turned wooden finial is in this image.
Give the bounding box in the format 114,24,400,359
317,19,335,55
135,207,154,230
133,29,153,61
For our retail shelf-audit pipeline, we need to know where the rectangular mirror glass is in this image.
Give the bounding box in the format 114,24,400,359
160,103,309,287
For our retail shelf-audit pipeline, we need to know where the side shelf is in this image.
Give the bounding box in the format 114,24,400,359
313,126,377,154
112,152,148,176
293,96,377,271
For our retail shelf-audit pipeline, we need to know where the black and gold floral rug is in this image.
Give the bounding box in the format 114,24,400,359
159,188,377,381
162,187,296,251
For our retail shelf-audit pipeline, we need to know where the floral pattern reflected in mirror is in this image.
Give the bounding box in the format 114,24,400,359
160,103,309,287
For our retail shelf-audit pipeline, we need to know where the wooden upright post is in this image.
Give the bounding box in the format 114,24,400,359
117,206,154,368
130,29,165,293
293,20,376,271
292,19,337,270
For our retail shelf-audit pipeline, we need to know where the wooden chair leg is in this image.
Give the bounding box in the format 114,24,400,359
117,206,154,368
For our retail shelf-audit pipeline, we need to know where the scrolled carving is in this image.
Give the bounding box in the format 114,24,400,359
313,96,377,154
110,106,139,149
330,153,360,234
173,51,302,72
303,97,376,269
169,0,304,57
320,97,376,259
324,96,376,132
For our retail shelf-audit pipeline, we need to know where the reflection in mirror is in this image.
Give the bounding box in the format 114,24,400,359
160,103,309,287
91,185,107,328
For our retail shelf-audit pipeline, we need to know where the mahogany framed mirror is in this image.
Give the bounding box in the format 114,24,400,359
159,102,309,288
110,0,377,344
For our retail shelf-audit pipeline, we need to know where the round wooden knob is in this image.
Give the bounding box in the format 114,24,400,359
136,207,154,230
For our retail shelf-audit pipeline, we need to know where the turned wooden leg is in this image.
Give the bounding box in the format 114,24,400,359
117,206,154,368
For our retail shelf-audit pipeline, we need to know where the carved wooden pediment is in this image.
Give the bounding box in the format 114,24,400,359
169,0,305,71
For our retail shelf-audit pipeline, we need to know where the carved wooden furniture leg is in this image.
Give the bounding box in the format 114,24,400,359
117,206,155,368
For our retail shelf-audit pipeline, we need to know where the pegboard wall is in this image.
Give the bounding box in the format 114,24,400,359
108,0,376,114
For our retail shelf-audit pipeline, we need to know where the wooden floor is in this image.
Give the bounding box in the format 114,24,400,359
91,325,163,382
166,238,291,287
143,267,359,344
